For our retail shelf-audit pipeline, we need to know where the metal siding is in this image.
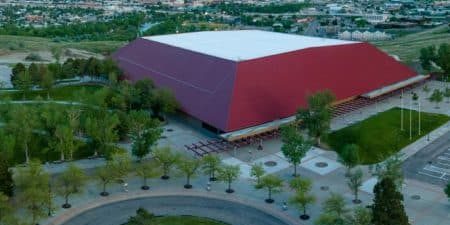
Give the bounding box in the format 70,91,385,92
226,43,416,131
113,38,237,131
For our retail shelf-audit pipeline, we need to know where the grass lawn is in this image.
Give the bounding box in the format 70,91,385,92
124,215,229,225
374,25,450,62
327,107,449,164
0,84,103,101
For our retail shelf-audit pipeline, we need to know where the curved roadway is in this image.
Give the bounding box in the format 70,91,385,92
50,192,299,225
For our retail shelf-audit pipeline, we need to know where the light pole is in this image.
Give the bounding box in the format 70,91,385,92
418,98,421,135
401,89,404,131
409,97,412,140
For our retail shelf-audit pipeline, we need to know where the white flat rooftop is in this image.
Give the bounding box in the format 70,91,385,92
143,30,358,61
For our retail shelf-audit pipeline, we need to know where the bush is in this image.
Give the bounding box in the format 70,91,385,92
25,53,43,61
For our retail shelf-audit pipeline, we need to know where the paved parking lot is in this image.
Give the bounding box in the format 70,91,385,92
403,131,450,186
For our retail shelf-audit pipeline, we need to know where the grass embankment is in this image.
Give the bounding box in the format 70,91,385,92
327,107,449,164
0,84,103,101
0,35,125,55
374,25,450,62
125,215,230,225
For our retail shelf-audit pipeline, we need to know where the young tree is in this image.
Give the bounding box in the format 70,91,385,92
56,164,86,208
250,162,265,188
153,147,181,180
40,70,54,99
110,152,132,183
217,164,241,193
259,174,283,203
374,155,403,189
429,89,443,108
51,46,62,63
202,154,221,181
14,160,50,224
296,90,335,145
177,156,201,189
322,193,348,220
419,45,436,71
344,206,372,225
95,162,116,197
281,125,312,177
372,178,410,225
422,85,430,94
347,168,363,204
338,144,360,176
289,177,315,220
128,110,162,161
135,161,158,190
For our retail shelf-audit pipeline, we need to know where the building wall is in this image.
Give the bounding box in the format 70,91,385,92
113,38,237,132
226,42,416,131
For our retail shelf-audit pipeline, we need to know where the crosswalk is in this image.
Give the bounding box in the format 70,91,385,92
418,148,450,181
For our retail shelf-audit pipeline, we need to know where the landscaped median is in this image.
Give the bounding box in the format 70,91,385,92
327,107,450,164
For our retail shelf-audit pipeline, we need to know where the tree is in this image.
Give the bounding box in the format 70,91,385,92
177,156,201,189
296,90,335,145
135,161,158,190
28,63,40,84
345,207,372,225
95,162,116,196
314,213,343,225
289,177,315,220
153,147,180,180
150,88,178,121
14,160,50,224
419,45,436,71
250,162,265,187
217,164,240,193
40,70,54,99
129,110,162,161
347,168,363,204
110,152,132,183
374,155,404,189
338,144,360,176
436,43,450,76
7,106,37,164
445,182,450,199
323,193,348,220
412,92,419,104
259,174,283,203
0,156,14,197
11,63,26,87
51,46,62,63
0,192,17,225
85,110,120,157
52,125,77,162
16,70,32,99
422,85,430,94
56,164,86,208
429,89,443,108
133,78,155,109
444,87,450,103
372,178,410,225
202,154,221,181
281,125,312,177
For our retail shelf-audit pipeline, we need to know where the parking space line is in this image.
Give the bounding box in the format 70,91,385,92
418,171,448,180
437,161,450,167
437,156,450,162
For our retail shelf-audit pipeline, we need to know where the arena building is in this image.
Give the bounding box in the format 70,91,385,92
114,30,426,140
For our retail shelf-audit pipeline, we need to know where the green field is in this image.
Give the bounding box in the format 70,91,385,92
0,84,103,101
0,35,125,54
374,25,450,62
327,107,449,164
124,215,229,225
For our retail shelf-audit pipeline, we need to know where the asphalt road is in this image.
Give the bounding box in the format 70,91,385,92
403,131,450,186
60,195,296,225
